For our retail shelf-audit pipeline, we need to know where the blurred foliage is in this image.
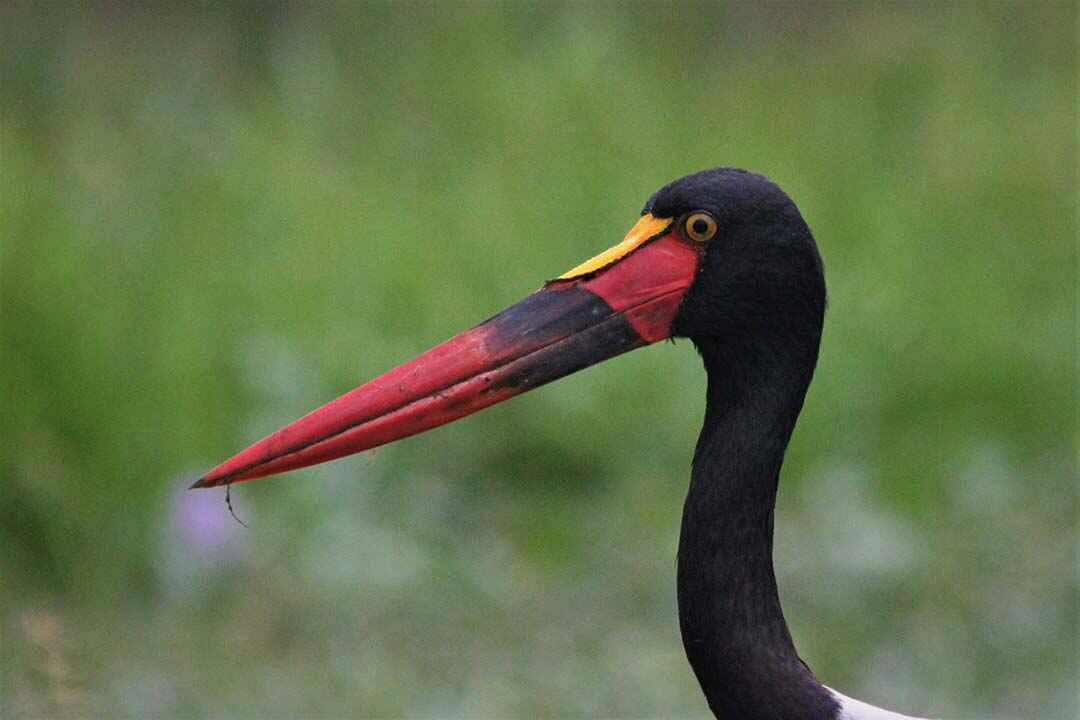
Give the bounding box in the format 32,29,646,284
2,1,1075,717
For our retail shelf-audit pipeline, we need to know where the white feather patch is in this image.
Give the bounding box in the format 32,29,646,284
827,686,933,720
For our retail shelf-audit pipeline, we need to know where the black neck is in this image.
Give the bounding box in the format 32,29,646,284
677,337,837,720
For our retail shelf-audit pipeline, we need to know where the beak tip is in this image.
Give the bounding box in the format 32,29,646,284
189,474,222,490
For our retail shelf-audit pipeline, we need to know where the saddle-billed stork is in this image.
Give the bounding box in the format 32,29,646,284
195,168,931,720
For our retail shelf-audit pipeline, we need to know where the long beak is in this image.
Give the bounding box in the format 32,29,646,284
193,214,699,488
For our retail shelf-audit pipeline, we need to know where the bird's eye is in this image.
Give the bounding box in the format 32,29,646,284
684,212,718,243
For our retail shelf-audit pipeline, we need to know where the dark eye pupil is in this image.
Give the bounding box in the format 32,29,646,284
692,218,709,235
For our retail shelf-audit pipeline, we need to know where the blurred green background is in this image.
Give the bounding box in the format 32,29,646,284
3,2,1075,717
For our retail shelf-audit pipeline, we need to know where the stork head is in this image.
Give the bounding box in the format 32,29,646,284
194,167,822,488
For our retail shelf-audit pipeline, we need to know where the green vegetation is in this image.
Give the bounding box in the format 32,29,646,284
3,3,1074,717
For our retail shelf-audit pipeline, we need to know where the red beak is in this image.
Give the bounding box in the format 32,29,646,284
193,215,700,488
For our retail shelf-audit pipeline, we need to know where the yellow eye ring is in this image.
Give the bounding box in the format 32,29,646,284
684,212,718,243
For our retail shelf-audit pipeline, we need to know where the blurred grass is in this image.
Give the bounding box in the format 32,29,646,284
2,2,1075,717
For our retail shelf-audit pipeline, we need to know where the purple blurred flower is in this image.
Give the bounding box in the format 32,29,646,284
170,484,244,549
160,480,249,597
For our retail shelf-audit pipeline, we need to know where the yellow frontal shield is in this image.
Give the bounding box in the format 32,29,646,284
558,213,673,280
